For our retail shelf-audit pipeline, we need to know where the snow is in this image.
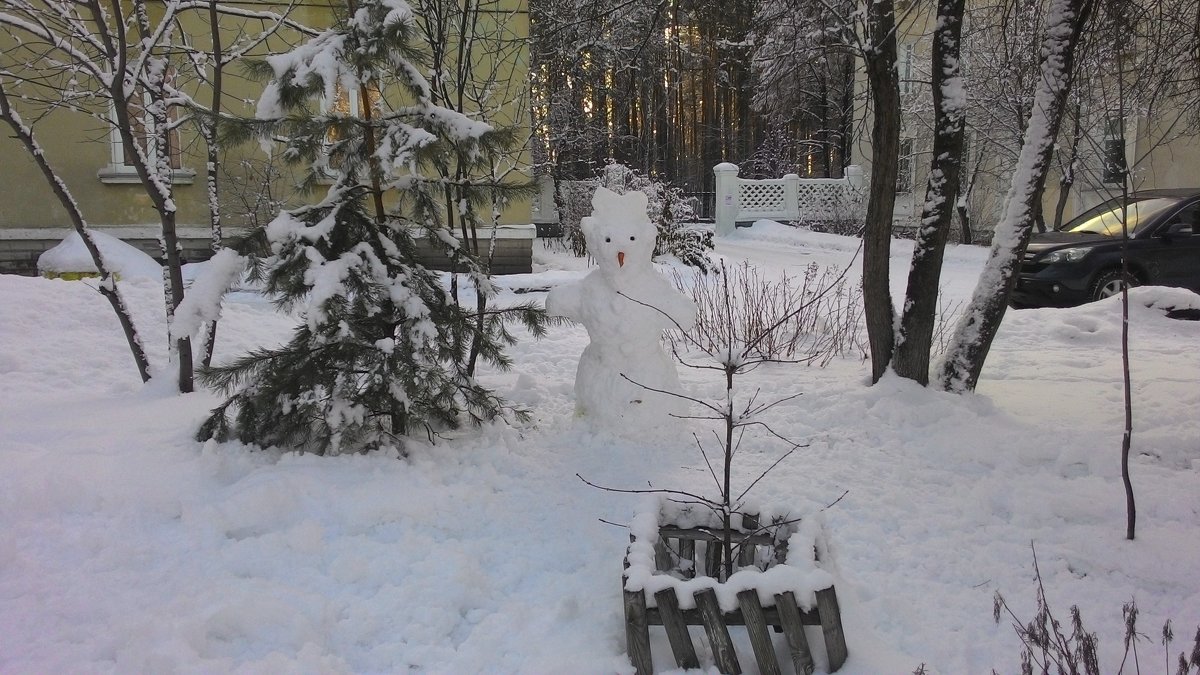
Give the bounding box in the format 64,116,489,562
170,248,246,341
37,230,163,279
2,222,1199,674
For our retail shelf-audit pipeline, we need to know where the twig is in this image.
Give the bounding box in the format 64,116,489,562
576,473,720,509
822,489,850,511
737,447,798,501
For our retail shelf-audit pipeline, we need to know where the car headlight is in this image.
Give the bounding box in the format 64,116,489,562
1041,247,1091,264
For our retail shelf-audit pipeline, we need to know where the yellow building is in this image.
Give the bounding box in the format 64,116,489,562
0,0,536,275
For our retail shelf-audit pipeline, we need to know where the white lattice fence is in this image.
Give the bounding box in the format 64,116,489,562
739,181,788,214
714,163,865,236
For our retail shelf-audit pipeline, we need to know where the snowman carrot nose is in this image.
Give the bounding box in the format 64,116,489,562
617,251,625,267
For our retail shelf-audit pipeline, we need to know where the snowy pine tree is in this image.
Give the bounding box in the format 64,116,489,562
198,0,546,454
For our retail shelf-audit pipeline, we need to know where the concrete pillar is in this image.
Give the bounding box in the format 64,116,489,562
843,165,865,191
782,174,800,221
532,174,558,223
714,163,740,237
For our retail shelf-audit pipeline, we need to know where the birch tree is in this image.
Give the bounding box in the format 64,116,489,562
172,1,310,367
892,0,968,384
939,0,1099,392
0,0,308,390
408,0,536,375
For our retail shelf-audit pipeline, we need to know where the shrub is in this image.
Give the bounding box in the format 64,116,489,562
671,260,866,365
993,549,1200,675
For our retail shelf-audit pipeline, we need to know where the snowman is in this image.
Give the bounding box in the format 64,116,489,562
546,187,698,428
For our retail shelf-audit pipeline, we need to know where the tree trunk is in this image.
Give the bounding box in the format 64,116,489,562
201,0,224,369
957,199,974,245
862,0,902,383
1052,104,1083,230
939,0,1098,392
111,0,193,392
161,210,195,393
893,0,968,385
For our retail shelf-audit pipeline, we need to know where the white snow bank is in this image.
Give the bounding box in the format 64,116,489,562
2,228,1198,674
37,230,162,279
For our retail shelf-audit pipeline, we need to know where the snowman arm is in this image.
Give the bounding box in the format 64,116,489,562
647,277,698,330
546,282,583,322
670,294,698,331
662,292,698,331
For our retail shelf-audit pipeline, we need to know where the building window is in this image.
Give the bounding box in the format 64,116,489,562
899,43,915,95
896,138,915,193
99,78,193,184
318,82,379,178
1102,116,1126,185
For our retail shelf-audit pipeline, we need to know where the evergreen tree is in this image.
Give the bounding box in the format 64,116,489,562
198,0,546,454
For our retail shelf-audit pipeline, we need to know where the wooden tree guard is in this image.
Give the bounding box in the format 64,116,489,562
623,520,848,675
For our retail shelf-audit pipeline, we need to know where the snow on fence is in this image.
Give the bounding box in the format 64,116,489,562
714,163,866,236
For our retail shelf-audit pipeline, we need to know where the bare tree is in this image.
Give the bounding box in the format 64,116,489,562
0,0,196,388
750,0,856,178
174,1,308,368
407,0,537,376
0,0,303,390
860,0,903,383
939,0,1099,392
892,0,968,384
1078,0,1200,540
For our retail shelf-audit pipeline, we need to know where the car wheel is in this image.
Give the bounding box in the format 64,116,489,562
1089,268,1138,302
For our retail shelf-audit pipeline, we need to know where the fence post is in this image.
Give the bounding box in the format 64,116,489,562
532,174,558,224
782,173,801,222
842,165,867,220
843,165,865,191
714,163,740,236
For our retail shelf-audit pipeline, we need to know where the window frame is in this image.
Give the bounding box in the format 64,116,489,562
896,138,916,194
98,76,194,185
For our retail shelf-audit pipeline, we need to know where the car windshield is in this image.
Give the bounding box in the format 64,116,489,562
1059,197,1179,236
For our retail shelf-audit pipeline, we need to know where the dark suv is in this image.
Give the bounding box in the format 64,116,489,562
1012,189,1200,308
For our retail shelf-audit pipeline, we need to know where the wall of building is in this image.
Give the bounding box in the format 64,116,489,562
0,0,535,275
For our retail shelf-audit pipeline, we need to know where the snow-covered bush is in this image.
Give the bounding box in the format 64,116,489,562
558,162,713,270
555,180,596,258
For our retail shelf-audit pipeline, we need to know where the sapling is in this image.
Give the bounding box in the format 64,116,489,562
580,257,856,580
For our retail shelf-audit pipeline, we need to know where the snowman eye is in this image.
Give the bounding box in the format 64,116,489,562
605,237,611,243
630,236,636,241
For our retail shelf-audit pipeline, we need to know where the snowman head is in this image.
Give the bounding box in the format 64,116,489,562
581,187,657,280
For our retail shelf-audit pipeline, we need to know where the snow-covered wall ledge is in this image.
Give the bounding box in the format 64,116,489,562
0,226,232,276
0,224,538,276
0,226,224,240
412,223,537,275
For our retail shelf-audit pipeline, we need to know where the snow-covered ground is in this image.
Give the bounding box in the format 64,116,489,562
2,222,1198,674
